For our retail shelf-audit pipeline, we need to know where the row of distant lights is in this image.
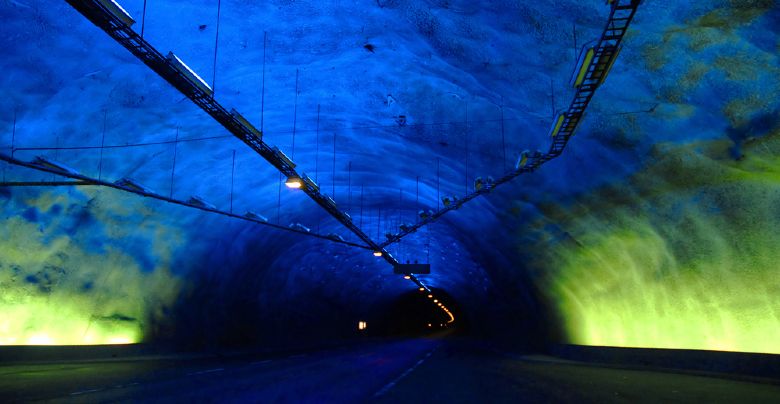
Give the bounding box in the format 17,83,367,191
387,258,454,323
286,177,454,324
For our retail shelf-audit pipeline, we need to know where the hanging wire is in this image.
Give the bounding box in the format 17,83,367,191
13,115,521,152
464,101,469,194
277,171,282,224
211,0,222,95
98,110,107,181
261,31,267,132
315,104,320,183
291,69,299,159
229,149,236,213
501,96,507,171
436,157,440,209
169,127,179,198
140,0,148,39
347,161,352,212
13,135,230,152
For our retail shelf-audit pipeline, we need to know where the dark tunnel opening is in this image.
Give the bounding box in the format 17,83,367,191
369,288,467,338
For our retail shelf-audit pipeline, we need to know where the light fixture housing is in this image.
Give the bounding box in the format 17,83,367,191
285,177,303,189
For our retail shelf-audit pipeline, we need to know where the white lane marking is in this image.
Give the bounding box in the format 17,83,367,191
70,365,196,396
110,382,140,390
70,388,103,396
187,368,224,376
373,346,439,398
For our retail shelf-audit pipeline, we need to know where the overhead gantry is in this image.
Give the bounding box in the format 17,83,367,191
0,153,371,249
378,0,642,248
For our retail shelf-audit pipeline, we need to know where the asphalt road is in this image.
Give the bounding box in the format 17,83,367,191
1,338,779,403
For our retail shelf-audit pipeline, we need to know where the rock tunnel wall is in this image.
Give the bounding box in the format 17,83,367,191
507,0,780,354
0,0,778,354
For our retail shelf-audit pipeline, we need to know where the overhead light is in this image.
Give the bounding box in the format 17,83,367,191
285,177,303,188
418,287,425,292
403,275,411,280
427,295,433,299
433,299,438,303
373,251,383,257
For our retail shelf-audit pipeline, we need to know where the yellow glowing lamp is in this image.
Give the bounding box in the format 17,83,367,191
373,251,383,257
549,113,565,138
571,47,595,88
419,287,425,292
403,275,411,280
285,177,303,189
427,294,433,299
433,299,438,303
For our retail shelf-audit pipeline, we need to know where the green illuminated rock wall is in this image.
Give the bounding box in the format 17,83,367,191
528,135,780,353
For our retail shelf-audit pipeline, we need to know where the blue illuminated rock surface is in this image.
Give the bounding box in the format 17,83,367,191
0,0,778,352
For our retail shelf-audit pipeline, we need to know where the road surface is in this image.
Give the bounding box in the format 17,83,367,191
1,338,778,403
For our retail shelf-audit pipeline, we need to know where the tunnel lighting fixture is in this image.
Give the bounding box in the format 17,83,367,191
428,295,433,299
285,177,303,189
167,52,213,96
96,0,137,28
373,251,383,257
418,287,425,292
403,275,411,280
433,299,438,303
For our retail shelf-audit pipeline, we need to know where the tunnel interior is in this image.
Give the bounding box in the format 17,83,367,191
0,0,778,374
